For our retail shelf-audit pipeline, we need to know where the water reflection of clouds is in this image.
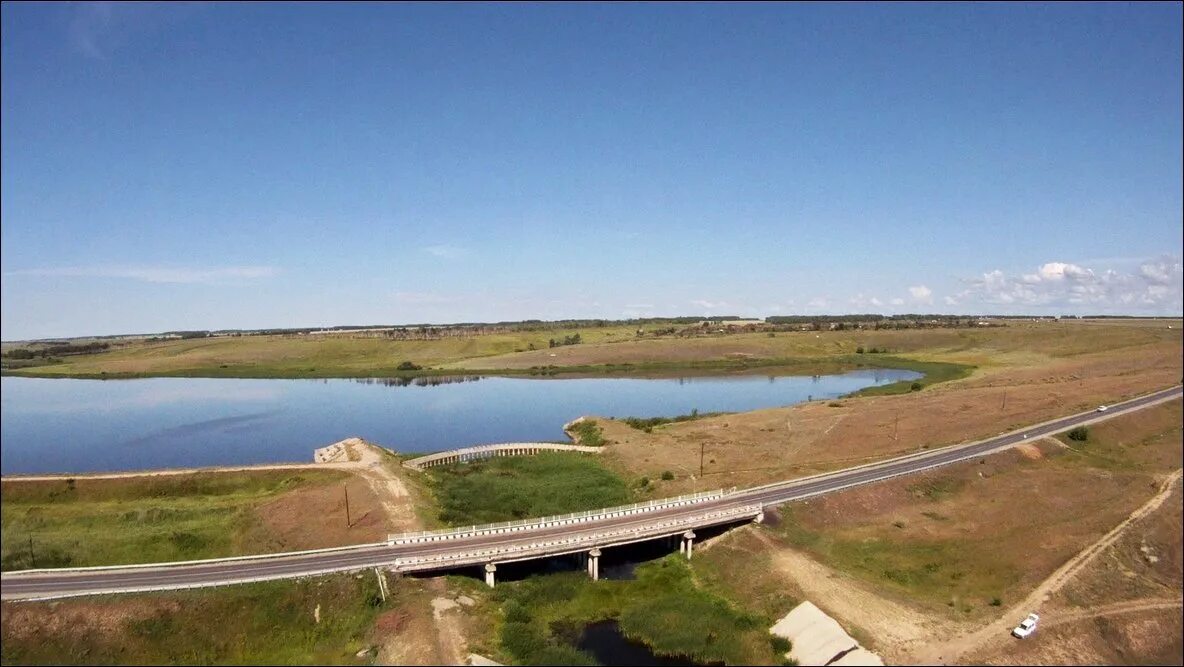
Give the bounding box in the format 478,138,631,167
10,383,283,414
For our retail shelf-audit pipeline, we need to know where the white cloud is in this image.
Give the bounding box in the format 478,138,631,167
849,294,885,310
1037,262,1093,282
890,298,905,306
1140,257,1182,285
959,258,1182,312
691,299,728,310
422,245,469,259
806,297,829,309
908,285,934,305
3,265,279,285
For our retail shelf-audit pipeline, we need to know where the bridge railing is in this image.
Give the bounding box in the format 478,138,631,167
402,442,603,470
388,488,736,545
393,503,762,571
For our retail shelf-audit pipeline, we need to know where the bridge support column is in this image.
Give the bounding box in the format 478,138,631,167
682,531,696,560
588,548,601,581
484,563,497,588
753,509,765,524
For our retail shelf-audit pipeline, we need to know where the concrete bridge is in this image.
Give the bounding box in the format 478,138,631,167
402,442,603,470
385,489,759,586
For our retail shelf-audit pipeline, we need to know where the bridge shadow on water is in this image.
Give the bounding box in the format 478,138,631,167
413,521,741,586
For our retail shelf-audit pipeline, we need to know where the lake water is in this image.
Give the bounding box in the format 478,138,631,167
576,620,720,666
0,369,919,475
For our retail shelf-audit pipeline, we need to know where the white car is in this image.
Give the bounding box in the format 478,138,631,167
1012,613,1040,638
1096,405,1109,412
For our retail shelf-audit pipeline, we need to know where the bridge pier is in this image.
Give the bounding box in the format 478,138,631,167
587,548,601,581
484,563,497,588
753,508,765,524
682,530,696,560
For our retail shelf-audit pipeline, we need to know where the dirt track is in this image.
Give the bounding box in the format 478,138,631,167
912,468,1183,664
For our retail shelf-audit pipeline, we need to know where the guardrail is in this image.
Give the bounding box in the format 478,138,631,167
402,442,604,470
393,504,762,571
388,488,735,545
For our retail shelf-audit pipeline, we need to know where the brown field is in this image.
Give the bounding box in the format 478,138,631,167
449,319,1180,370
963,474,1183,666
241,472,390,552
972,607,1182,666
692,401,1182,664
597,340,1182,492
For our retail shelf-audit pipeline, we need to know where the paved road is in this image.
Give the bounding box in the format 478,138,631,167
3,385,1179,600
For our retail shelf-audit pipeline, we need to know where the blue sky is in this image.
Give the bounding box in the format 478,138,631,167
2,3,1181,339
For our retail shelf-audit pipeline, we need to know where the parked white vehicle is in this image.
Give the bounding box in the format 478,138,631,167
1096,405,1109,412
1012,613,1040,638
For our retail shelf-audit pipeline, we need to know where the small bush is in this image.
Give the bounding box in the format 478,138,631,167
1067,426,1089,442
856,346,865,354
396,361,421,371
910,382,923,392
503,600,531,624
990,597,1002,606
770,635,792,654
638,476,650,488
660,470,675,481
570,419,605,447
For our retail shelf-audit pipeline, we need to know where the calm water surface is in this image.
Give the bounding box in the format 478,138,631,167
0,369,918,474
576,620,721,666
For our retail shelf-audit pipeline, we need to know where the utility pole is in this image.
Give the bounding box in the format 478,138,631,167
344,485,352,528
1001,390,1007,411
28,536,35,568
893,411,899,442
700,442,705,478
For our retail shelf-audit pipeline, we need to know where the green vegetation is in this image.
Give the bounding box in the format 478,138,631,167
846,356,975,396
774,506,1016,611
549,333,583,347
0,575,385,665
621,408,725,432
396,360,422,371
428,452,631,525
493,557,784,665
0,470,348,570
1067,425,1090,442
569,419,606,446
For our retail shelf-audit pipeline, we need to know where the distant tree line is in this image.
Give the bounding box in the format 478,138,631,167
2,342,110,359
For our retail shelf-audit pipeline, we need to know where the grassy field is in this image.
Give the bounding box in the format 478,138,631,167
491,556,785,666
0,469,388,570
5,320,1178,380
427,452,633,526
0,574,387,665
0,325,660,378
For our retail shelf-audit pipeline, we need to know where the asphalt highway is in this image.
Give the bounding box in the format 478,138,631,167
3,385,1179,600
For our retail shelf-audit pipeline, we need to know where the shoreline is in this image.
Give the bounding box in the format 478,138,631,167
0,354,967,384
0,461,352,483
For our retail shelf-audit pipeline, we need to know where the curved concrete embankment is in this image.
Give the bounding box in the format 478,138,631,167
402,443,603,470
